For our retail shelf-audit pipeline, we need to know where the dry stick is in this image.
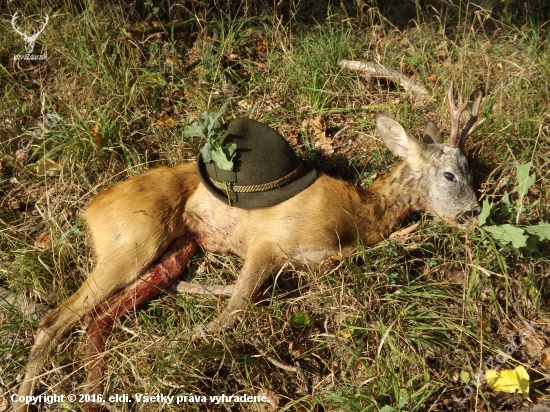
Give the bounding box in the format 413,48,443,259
251,337,300,373
389,223,420,239
168,281,235,295
338,60,428,105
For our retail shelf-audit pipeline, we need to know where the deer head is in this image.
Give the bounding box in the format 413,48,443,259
11,12,49,54
376,81,484,221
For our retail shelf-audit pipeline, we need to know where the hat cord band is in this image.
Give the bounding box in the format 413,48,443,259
209,162,303,193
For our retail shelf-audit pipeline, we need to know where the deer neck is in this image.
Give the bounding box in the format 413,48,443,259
356,162,426,245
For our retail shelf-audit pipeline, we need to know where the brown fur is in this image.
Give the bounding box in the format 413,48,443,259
14,113,481,411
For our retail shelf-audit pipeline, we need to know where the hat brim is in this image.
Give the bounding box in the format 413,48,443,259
197,155,318,209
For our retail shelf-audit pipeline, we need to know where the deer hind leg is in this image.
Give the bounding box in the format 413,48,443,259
15,165,199,412
14,252,160,412
14,261,141,412
16,229,187,411
84,236,196,411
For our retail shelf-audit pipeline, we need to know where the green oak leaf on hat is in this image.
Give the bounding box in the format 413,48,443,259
197,118,318,208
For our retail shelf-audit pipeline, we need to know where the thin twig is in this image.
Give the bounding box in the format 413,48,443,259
389,223,419,239
251,337,300,373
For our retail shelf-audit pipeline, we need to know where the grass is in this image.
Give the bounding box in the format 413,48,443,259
1,0,549,411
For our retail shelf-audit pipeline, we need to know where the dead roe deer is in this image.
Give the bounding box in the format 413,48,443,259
14,82,484,411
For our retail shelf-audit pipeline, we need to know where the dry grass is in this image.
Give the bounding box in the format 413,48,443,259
1,1,549,411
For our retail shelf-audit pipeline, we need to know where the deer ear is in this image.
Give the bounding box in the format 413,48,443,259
375,113,421,159
422,120,442,144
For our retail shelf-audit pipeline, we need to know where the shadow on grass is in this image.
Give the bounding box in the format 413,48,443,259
2,0,549,32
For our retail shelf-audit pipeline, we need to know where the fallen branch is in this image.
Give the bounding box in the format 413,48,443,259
338,60,428,105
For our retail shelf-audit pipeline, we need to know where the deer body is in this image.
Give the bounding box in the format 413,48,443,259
15,83,484,411
186,171,404,259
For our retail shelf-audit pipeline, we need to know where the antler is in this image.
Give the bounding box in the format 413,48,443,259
31,14,49,40
445,80,468,148
459,91,485,148
11,12,27,37
446,80,485,148
11,12,49,40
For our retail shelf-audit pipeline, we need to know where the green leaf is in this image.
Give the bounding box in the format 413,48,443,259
516,162,536,208
494,202,512,223
380,406,396,412
183,121,203,138
497,202,512,217
210,125,226,141
207,104,227,135
200,143,212,163
210,146,234,171
483,224,529,249
290,312,310,327
460,370,470,385
525,223,550,240
478,198,493,226
397,389,409,409
224,142,237,158
524,234,540,254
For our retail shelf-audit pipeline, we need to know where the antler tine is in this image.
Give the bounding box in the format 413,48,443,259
458,91,485,148
11,12,26,37
446,80,468,148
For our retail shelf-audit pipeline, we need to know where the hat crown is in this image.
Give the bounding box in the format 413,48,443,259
197,118,317,208
204,118,300,185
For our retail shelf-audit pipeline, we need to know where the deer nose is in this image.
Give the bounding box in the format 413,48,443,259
469,199,481,215
460,198,481,218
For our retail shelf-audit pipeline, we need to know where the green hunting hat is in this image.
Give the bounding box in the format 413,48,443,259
197,118,318,208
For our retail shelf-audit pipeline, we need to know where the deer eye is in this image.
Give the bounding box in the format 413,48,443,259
443,172,456,182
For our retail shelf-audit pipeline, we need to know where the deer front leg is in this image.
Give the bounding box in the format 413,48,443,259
199,247,285,337
83,236,196,411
